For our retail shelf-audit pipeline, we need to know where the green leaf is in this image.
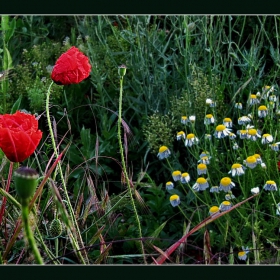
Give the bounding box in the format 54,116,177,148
3,46,13,70
1,15,9,31
10,95,22,114
1,16,16,42
145,221,167,247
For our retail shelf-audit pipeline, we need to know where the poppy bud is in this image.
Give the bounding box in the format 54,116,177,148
14,166,39,200
118,64,127,77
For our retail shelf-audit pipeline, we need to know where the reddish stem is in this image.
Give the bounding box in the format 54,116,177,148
154,194,259,264
0,161,13,225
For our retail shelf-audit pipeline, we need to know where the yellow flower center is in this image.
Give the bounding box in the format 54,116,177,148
222,201,231,206
216,124,226,131
224,118,232,122
177,131,185,136
172,171,181,176
258,105,267,111
253,154,261,159
266,180,276,185
250,94,257,99
246,156,257,164
187,133,195,139
263,134,271,138
159,146,168,153
209,206,219,213
232,163,241,169
181,116,187,120
240,130,247,134
197,164,207,170
206,114,213,118
220,177,232,186
182,172,189,177
170,194,179,201
248,129,257,136
197,177,207,184
166,181,173,185
238,251,246,257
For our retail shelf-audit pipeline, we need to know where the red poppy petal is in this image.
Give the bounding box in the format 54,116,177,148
0,111,42,162
51,46,91,85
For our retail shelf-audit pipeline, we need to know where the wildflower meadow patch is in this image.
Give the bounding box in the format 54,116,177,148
1,15,280,265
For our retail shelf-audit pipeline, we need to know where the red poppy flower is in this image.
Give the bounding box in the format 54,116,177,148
0,111,43,162
51,46,91,85
278,161,280,171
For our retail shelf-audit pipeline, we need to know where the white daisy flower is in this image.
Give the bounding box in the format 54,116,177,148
263,180,277,191
181,172,190,184
185,133,199,147
261,133,273,144
238,246,250,261
219,177,235,192
232,143,239,150
235,103,243,109
251,187,260,194
238,116,251,125
206,98,213,105
204,114,215,125
172,171,182,181
258,105,268,118
229,132,236,140
223,117,233,128
248,94,260,105
225,192,236,200
244,156,258,169
237,130,248,139
219,201,232,211
269,95,277,102
181,116,188,124
209,206,220,217
214,124,231,139
228,163,246,177
166,181,174,190
170,194,180,207
189,115,196,123
192,177,209,191
176,131,186,141
157,146,171,160
197,164,207,175
270,142,280,151
247,128,261,141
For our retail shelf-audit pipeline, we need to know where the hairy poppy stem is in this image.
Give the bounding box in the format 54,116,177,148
46,81,87,264
21,199,44,264
117,67,146,264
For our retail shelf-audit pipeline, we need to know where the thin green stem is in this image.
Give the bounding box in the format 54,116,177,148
118,73,146,264
178,205,191,223
21,199,44,264
46,81,87,264
55,238,59,258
